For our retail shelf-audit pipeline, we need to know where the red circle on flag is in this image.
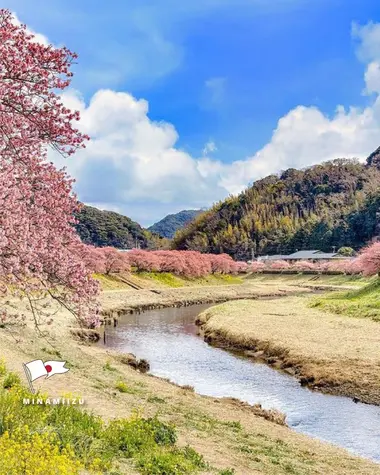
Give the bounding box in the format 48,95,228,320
45,364,52,373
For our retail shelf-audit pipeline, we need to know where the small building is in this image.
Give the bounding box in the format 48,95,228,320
258,250,348,263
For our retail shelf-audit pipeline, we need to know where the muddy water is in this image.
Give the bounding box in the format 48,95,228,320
103,304,380,462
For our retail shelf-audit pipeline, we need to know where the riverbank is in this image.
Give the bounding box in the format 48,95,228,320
311,279,380,322
0,281,379,473
197,295,380,405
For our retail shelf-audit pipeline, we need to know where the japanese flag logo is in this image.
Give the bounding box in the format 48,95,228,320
23,359,69,383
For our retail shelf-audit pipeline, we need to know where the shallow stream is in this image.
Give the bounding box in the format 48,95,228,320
103,303,380,462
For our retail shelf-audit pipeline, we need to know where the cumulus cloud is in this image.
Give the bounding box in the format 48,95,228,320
51,89,227,225
51,20,380,225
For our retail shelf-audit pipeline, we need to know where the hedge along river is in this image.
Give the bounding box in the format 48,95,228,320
102,303,380,462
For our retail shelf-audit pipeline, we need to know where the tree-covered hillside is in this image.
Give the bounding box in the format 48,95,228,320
172,159,380,260
148,209,203,238
75,205,150,249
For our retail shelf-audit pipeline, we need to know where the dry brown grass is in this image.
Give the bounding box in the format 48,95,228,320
0,284,379,473
198,296,380,404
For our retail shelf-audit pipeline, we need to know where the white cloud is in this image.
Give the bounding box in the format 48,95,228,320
352,22,380,94
202,141,217,155
51,89,227,225
51,20,380,225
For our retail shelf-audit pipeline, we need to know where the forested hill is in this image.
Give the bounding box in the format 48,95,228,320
75,205,150,249
148,209,203,238
172,158,380,260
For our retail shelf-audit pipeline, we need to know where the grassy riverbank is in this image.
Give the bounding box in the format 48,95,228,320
0,280,379,473
94,272,243,291
197,294,380,404
311,279,380,321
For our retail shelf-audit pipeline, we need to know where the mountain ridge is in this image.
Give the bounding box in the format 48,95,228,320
148,209,203,238
172,157,380,259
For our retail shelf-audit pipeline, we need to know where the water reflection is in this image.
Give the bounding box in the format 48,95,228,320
104,304,380,462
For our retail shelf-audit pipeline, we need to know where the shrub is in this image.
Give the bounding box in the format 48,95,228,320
0,372,206,474
0,359,6,377
136,445,206,475
115,381,129,393
104,416,177,458
0,426,82,475
3,372,21,389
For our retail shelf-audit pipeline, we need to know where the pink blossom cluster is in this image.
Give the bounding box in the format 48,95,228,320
354,242,380,276
80,248,247,278
0,10,99,327
129,250,244,277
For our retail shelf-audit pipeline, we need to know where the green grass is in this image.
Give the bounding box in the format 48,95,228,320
115,380,142,395
0,363,207,474
136,271,242,288
137,272,185,287
103,360,118,372
247,273,373,287
310,279,380,321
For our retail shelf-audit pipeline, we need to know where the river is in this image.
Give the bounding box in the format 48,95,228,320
102,303,380,462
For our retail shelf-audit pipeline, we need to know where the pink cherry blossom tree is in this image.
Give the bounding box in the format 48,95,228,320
270,260,290,270
0,10,99,327
208,253,235,274
128,250,161,272
233,261,249,273
154,250,187,275
355,242,380,276
292,260,316,272
70,242,106,274
249,261,266,273
100,247,130,274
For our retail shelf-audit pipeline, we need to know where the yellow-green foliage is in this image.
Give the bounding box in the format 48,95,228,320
0,358,6,376
0,363,206,474
115,380,129,393
0,426,81,475
137,271,242,288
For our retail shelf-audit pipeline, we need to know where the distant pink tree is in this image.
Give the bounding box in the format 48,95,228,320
179,251,211,277
249,261,266,273
209,254,235,274
355,242,380,276
270,260,290,270
100,247,130,274
129,250,161,272
234,261,249,273
70,243,106,274
154,250,186,274
292,260,316,272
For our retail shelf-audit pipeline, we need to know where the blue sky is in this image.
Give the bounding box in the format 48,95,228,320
5,0,380,225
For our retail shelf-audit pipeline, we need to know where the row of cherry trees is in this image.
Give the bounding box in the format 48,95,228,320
250,242,380,276
75,246,248,277
74,241,380,278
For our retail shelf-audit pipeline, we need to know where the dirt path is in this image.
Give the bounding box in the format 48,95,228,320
197,296,380,405
0,284,379,474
